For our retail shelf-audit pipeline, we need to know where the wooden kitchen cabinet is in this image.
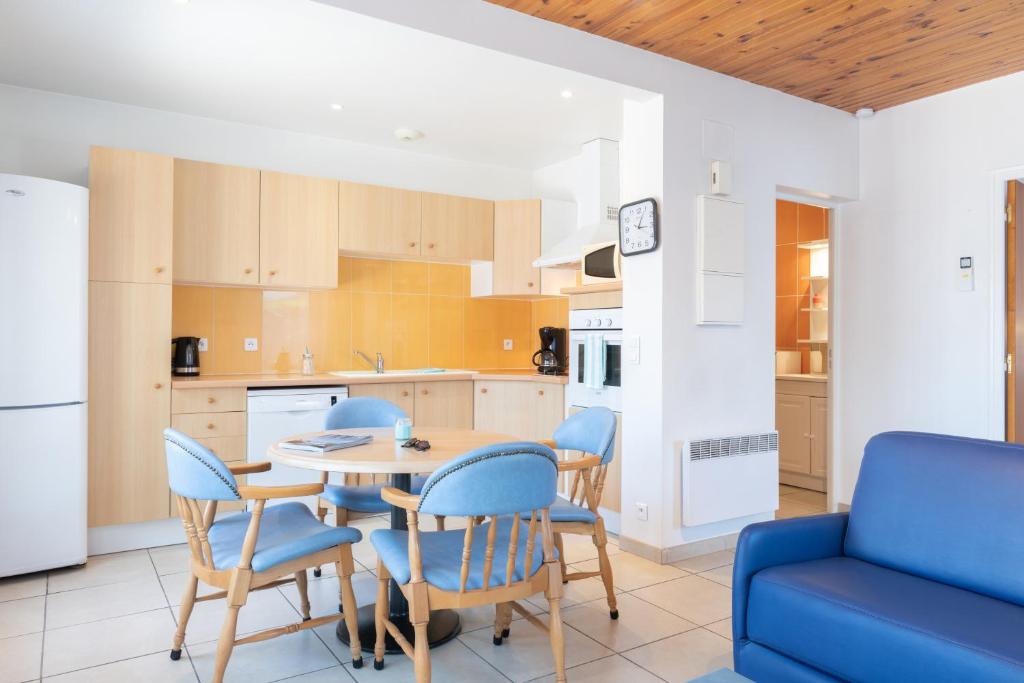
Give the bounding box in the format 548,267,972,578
474,380,565,441
414,381,473,428
493,200,541,295
259,171,339,288
172,159,260,286
776,393,811,475
420,192,493,261
348,382,416,419
776,380,827,492
810,396,828,478
338,181,421,257
88,147,173,284
88,281,172,527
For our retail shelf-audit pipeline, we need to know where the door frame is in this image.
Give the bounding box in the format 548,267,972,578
776,190,844,512
989,166,1024,440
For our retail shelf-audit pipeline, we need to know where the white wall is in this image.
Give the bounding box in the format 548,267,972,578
326,0,860,552
0,84,533,197
837,71,1024,504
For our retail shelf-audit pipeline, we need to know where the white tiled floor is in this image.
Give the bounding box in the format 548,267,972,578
777,484,828,519
0,518,739,682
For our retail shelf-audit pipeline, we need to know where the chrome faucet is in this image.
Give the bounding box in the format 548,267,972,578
355,350,385,374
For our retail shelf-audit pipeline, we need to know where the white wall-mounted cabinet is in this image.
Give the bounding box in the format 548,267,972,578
697,195,745,324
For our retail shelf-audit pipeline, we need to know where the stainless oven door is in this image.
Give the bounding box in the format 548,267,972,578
568,331,623,410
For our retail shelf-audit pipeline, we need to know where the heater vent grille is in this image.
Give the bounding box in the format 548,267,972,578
688,432,778,461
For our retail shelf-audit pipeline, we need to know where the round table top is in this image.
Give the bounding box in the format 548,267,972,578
266,427,519,475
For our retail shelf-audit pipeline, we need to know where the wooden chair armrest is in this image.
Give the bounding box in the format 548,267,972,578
538,439,558,449
228,461,272,475
557,454,602,472
381,487,421,510
237,483,324,500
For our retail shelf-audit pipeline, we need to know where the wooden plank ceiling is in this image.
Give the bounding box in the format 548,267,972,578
486,0,1024,112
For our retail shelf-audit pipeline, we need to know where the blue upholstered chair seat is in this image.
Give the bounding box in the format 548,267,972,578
209,502,362,573
321,476,428,514
548,498,597,524
748,556,1024,682
371,517,549,590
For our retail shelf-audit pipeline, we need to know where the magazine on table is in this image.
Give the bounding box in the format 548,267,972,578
278,433,373,453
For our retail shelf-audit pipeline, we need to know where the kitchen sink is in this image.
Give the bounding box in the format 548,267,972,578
327,368,477,379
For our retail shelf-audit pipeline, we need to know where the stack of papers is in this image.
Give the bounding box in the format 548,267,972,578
279,434,373,453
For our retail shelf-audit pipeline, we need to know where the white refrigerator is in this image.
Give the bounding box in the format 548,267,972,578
0,174,88,577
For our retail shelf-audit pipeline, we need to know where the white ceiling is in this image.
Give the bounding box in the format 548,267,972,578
0,0,651,169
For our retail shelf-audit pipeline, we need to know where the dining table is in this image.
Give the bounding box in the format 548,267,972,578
267,426,517,654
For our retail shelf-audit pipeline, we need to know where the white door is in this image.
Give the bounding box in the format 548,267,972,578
0,403,87,576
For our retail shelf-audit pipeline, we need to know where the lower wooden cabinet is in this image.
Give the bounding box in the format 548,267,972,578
347,382,416,418
776,380,827,492
474,380,564,440
414,381,473,429
88,282,172,527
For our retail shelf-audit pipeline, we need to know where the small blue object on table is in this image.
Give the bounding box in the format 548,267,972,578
688,669,751,683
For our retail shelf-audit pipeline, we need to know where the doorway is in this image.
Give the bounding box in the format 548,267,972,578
1006,179,1024,442
775,198,831,518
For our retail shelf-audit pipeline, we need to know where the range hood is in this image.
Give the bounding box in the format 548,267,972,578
533,139,620,269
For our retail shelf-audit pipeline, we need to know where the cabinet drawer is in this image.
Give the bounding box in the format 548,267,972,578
171,411,246,438
194,435,247,462
171,387,246,414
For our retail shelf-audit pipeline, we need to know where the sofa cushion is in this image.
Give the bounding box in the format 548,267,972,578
747,556,1024,683
846,432,1024,606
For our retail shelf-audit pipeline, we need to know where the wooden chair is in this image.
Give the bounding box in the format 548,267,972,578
371,442,566,682
531,406,619,625
163,428,364,683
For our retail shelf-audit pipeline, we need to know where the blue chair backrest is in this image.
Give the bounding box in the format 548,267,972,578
418,442,559,517
164,428,241,502
325,397,407,430
553,407,617,464
846,431,1024,606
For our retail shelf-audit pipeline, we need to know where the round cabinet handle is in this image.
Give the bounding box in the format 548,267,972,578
538,389,545,396
427,243,435,249
207,423,216,430
268,270,278,276
401,391,409,397
244,267,253,274
421,389,429,395
527,282,534,288
207,397,216,404
480,388,488,394
409,242,417,248
154,266,165,274
153,382,162,389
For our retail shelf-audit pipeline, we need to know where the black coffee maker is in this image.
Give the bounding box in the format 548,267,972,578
532,327,567,375
172,337,201,376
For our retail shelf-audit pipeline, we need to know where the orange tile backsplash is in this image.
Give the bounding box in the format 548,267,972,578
172,256,569,375
776,199,829,373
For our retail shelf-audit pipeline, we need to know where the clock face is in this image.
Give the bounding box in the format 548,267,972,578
618,198,659,256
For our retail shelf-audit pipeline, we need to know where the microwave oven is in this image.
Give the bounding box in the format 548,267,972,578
581,241,622,286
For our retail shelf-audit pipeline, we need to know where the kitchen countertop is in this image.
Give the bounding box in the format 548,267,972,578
172,369,568,389
776,373,828,383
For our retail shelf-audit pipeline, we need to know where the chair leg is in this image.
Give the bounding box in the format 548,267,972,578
492,602,511,645
554,532,568,584
337,547,363,669
314,501,329,577
294,570,311,621
433,515,445,531
413,621,431,683
210,605,240,683
546,595,567,683
170,573,199,660
594,520,619,619
374,561,390,670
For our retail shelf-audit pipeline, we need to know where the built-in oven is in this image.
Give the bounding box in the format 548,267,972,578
568,307,622,411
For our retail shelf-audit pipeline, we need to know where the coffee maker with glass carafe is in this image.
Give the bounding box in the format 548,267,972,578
532,326,567,375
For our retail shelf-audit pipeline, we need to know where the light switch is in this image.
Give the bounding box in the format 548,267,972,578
244,337,258,352
503,339,513,351
958,256,975,292
198,337,209,352
629,335,641,364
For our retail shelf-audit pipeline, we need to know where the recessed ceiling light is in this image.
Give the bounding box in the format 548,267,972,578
560,89,573,99
330,103,343,111
394,128,424,142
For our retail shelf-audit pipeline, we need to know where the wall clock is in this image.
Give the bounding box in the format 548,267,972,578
618,197,659,256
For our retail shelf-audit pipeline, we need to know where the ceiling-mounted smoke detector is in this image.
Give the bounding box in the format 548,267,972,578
854,108,875,120
393,128,424,142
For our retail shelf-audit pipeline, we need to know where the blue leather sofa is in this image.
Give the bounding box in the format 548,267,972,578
732,431,1024,682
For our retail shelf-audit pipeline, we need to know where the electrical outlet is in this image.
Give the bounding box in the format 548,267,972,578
503,339,513,351
635,502,649,521
244,337,258,352
198,337,209,352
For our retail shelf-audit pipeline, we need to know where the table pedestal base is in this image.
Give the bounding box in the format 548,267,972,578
337,604,461,654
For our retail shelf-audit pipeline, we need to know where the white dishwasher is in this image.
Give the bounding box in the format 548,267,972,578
246,386,348,511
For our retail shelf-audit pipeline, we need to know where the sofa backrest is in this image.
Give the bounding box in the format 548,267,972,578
845,431,1024,606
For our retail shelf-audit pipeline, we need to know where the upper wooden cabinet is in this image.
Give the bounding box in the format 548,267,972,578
89,147,173,284
339,181,421,257
420,192,494,261
493,199,542,295
259,170,339,289
172,159,260,286
88,281,171,527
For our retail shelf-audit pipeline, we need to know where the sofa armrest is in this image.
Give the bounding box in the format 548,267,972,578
732,512,848,643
